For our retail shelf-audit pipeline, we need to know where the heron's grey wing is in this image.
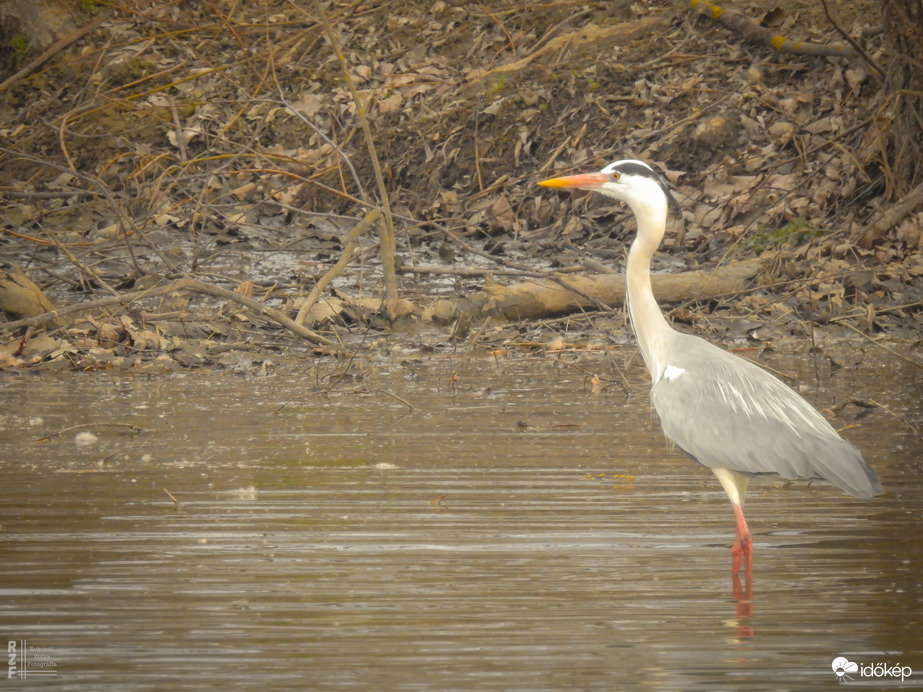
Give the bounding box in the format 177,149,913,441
650,336,882,499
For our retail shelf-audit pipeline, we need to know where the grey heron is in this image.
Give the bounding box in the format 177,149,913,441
539,160,882,578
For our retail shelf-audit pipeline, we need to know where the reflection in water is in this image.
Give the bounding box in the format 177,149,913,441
732,573,754,635
0,352,921,689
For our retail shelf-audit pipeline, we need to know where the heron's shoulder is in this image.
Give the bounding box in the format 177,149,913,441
653,333,838,437
659,332,764,381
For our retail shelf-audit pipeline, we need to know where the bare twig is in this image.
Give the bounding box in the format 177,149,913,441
819,0,885,77
162,488,182,510
374,388,414,411
311,1,399,315
277,96,368,200
52,422,143,437
0,190,98,200
295,209,379,326
868,399,923,443
396,264,553,278
473,17,658,80
839,322,923,369
828,300,923,323
433,221,548,274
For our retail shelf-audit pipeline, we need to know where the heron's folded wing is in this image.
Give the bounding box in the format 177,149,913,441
650,339,881,498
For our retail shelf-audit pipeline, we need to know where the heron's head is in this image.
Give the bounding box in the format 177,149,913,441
538,159,680,218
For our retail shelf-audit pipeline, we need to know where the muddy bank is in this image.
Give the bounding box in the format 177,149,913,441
0,1,921,373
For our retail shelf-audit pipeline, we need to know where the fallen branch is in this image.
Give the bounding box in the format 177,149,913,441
1,278,340,352
295,209,379,326
424,259,763,322
690,0,858,58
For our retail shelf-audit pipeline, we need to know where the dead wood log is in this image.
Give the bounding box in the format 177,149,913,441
424,259,763,322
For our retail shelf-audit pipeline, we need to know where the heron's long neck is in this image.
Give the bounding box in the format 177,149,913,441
625,205,674,381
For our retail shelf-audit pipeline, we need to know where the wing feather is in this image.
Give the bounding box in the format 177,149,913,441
650,334,882,499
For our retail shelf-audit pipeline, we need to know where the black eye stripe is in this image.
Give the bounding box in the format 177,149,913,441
609,161,656,179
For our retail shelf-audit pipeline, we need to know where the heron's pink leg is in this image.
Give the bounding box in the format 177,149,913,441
730,503,752,580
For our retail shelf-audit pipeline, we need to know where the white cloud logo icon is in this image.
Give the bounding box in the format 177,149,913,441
832,657,859,682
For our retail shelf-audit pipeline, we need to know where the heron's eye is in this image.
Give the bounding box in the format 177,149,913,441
611,172,620,181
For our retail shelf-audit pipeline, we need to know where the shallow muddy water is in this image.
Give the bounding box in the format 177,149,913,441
1,347,921,690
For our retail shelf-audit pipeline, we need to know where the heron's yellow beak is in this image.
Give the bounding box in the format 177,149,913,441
538,172,609,190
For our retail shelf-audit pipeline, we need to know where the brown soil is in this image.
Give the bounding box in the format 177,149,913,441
0,0,920,372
